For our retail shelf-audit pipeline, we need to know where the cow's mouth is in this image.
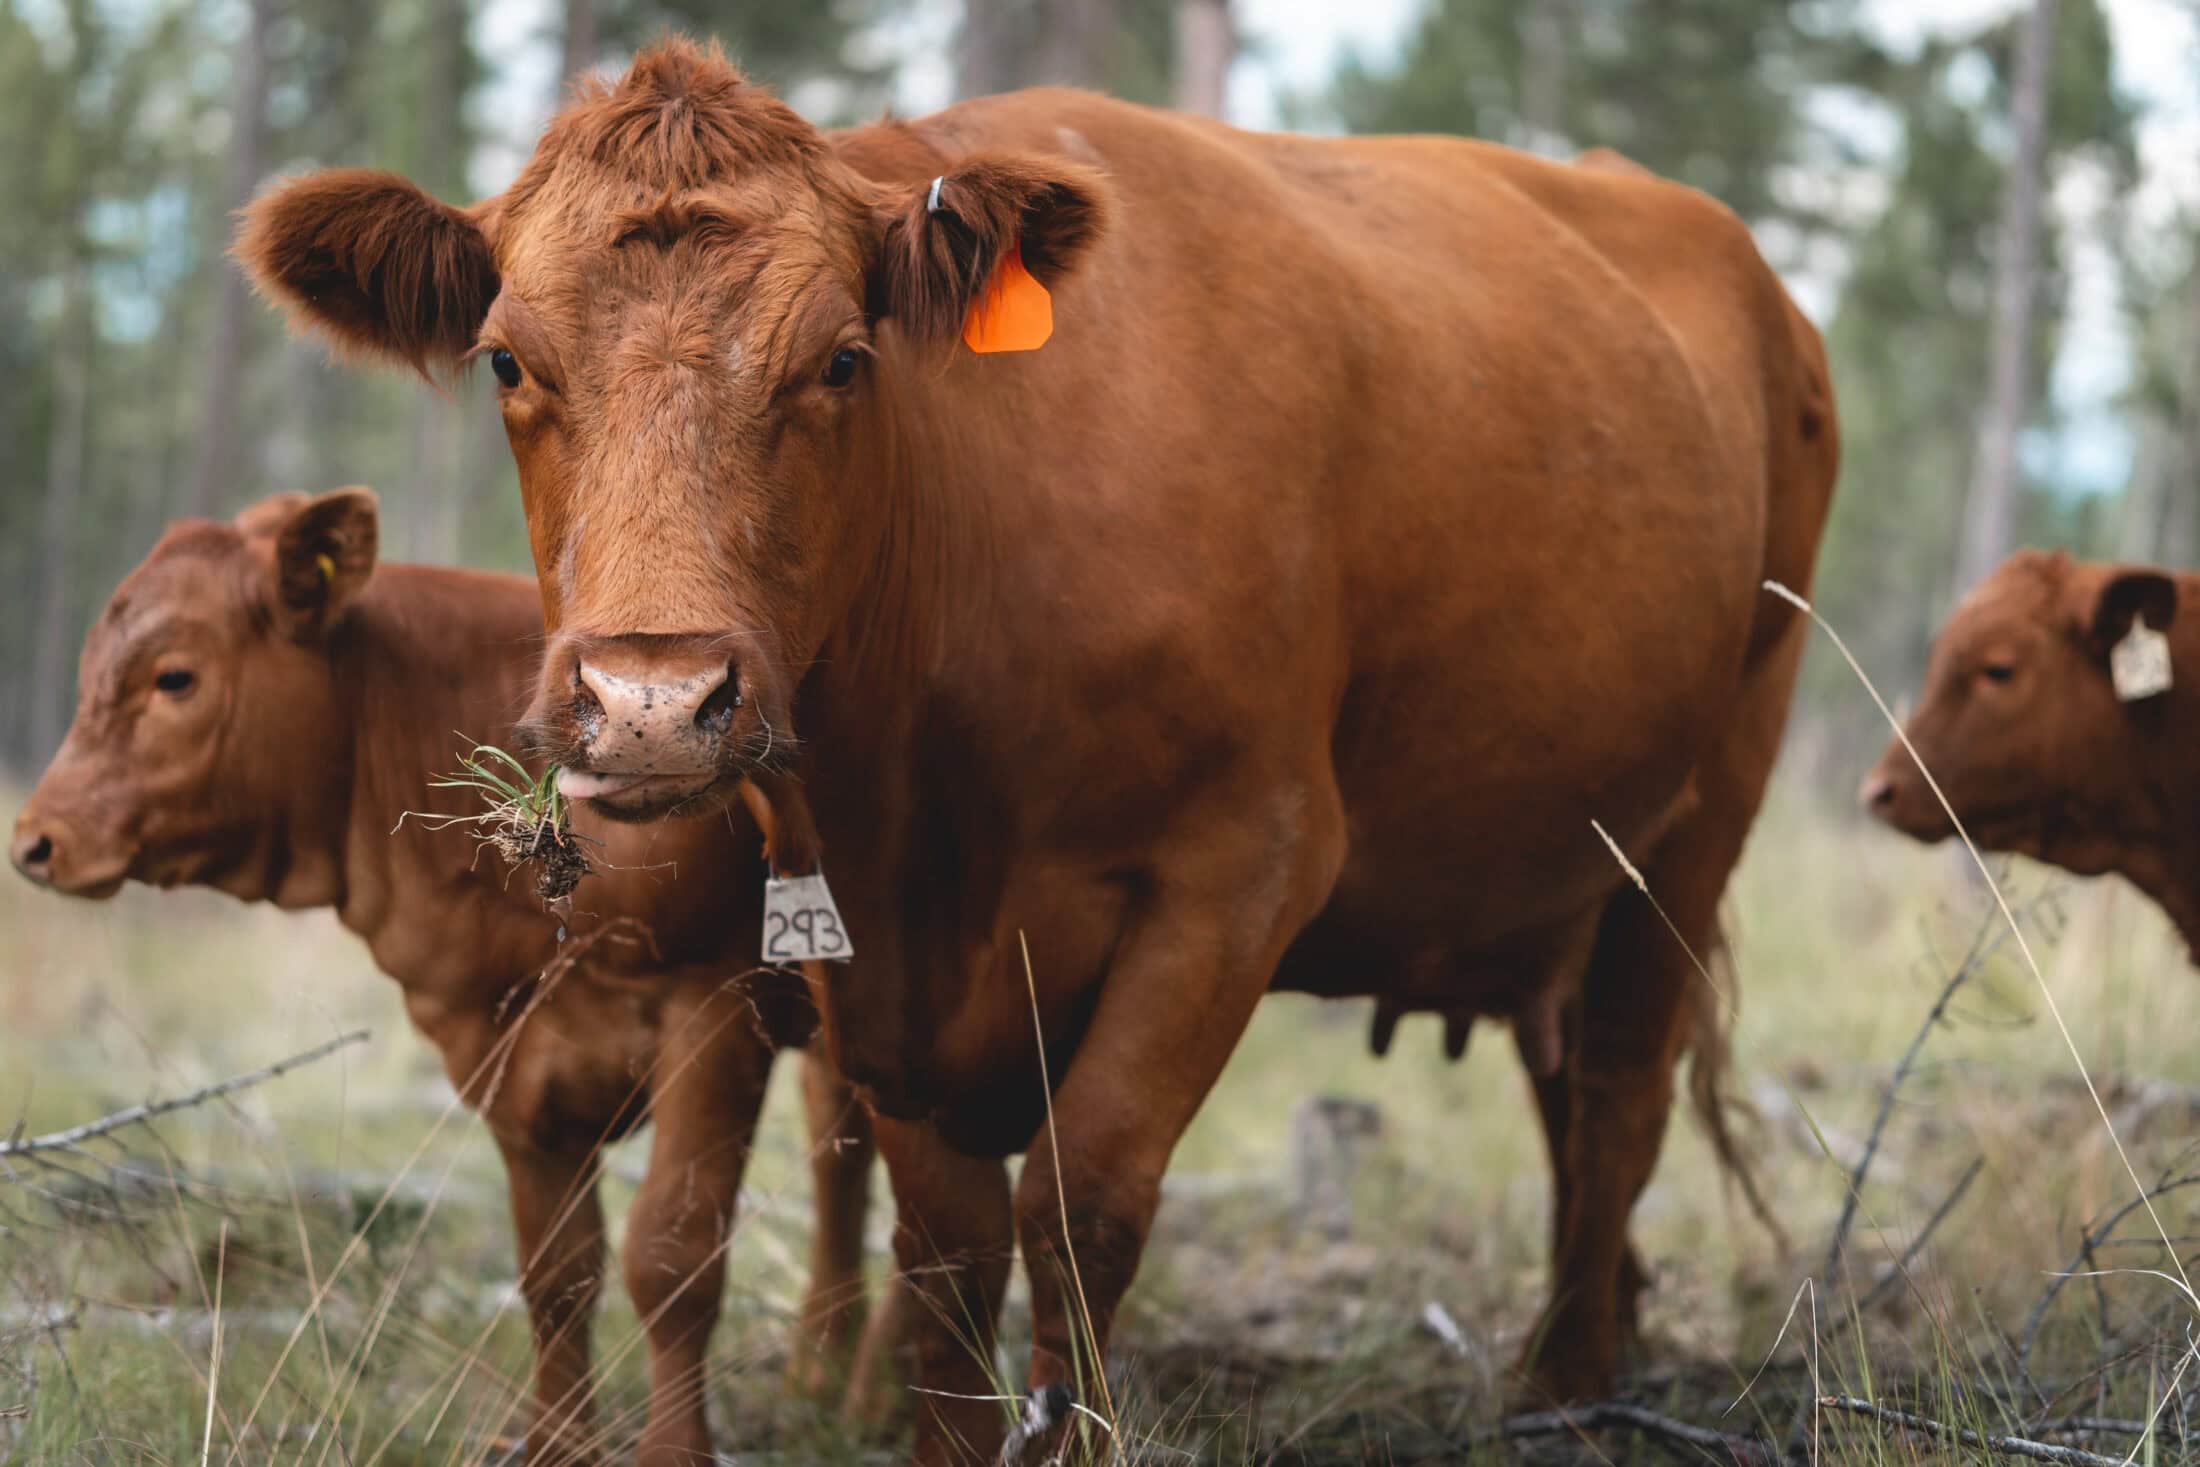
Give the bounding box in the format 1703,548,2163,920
555,766,728,822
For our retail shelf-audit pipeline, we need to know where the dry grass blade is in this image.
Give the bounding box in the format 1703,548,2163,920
1019,929,1119,1444
201,1219,226,1467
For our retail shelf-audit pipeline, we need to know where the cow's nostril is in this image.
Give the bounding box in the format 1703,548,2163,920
11,830,54,882
695,668,743,736
1860,775,1895,812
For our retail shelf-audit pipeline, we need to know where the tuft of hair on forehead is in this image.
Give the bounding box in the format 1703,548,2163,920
515,35,828,203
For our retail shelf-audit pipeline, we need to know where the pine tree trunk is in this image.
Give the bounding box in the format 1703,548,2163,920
2166,261,2200,569
1953,0,2056,597
958,0,1025,98
561,0,597,85
180,0,274,519
1173,0,1232,118
28,261,92,763
1519,0,1570,151
1035,0,1115,89
406,0,470,564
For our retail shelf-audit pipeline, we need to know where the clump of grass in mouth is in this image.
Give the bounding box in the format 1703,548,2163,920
427,742,592,904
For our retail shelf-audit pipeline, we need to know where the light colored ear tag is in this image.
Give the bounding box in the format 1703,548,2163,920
2111,617,2173,702
963,245,1053,353
314,552,336,586
763,870,852,963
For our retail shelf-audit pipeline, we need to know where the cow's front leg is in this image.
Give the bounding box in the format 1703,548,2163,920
866,1114,1014,1467
789,1050,879,1397
1004,827,1341,1464
624,982,773,1467
496,1137,609,1466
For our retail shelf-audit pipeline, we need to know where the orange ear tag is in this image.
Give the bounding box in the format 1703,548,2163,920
962,245,1053,353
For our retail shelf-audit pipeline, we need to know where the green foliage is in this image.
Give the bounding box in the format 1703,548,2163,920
1320,0,1874,241
1806,0,2137,748
429,740,570,840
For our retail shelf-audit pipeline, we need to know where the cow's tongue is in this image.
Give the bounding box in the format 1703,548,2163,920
555,768,658,799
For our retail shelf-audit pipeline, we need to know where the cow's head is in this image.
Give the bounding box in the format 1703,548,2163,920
236,38,1110,820
10,490,379,899
1862,549,2180,862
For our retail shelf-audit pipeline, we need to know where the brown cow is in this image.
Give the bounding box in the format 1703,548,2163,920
8,488,896,1466
236,41,1838,1462
1863,549,2198,948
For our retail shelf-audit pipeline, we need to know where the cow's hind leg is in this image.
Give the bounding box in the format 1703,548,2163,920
624,982,773,1467
1521,1007,1650,1352
1525,619,1804,1402
497,1138,609,1466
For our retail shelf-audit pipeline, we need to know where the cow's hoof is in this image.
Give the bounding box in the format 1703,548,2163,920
995,1383,1076,1467
1510,1338,1618,1413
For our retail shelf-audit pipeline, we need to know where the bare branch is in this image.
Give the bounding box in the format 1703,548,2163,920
1818,1394,2131,1467
1481,1401,1776,1464
0,1030,369,1161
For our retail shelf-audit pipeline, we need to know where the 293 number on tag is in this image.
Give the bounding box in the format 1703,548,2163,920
763,872,852,963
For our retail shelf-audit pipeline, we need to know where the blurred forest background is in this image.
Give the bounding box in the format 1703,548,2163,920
0,0,2195,781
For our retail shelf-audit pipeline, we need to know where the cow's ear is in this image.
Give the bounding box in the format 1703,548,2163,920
272,487,379,639
2087,568,2179,658
871,153,1111,340
234,169,498,376
232,491,312,541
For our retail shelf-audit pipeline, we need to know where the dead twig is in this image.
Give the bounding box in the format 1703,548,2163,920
0,1030,369,1162
1482,1401,1775,1464
2028,1415,2155,1437
1819,901,2031,1291
2018,1171,2200,1394
1818,1394,2130,1466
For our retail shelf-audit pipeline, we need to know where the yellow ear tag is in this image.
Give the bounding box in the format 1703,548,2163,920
314,552,337,586
962,245,1052,354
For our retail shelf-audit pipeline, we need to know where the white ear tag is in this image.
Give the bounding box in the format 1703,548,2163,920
2111,616,2173,702
763,870,853,963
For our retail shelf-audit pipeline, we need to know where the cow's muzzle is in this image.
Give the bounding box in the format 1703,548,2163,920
10,807,128,899
527,631,789,821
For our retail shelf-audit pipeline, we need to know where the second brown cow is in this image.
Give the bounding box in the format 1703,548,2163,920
9,488,894,1466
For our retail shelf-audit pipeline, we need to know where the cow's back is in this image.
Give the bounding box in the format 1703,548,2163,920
859,96,1828,951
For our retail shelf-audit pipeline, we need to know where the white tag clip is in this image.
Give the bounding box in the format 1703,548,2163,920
2112,616,2173,702
763,870,853,964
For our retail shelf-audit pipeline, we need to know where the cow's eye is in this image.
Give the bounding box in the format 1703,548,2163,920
1981,662,2016,685
154,669,196,695
489,347,522,389
821,347,861,389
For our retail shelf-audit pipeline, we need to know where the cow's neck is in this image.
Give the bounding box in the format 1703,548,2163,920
799,388,1014,1100
323,570,548,987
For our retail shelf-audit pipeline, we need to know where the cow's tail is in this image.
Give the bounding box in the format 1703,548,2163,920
1686,907,1789,1254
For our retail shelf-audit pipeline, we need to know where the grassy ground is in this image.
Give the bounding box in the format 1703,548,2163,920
7,754,2200,1464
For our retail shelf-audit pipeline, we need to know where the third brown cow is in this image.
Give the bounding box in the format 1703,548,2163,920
236,40,1839,1463
1865,549,2199,950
